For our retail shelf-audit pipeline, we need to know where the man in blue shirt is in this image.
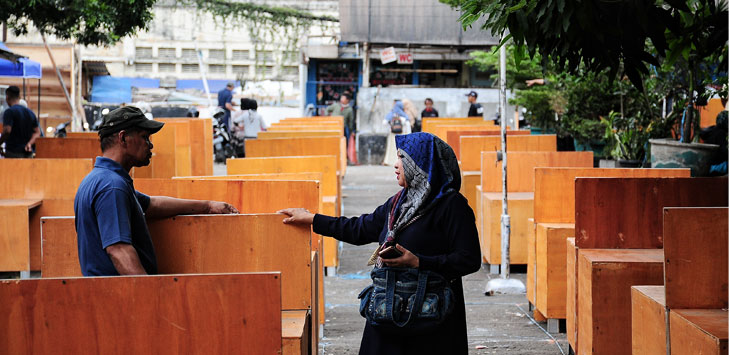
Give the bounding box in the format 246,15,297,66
217,82,235,132
0,86,40,158
74,106,239,276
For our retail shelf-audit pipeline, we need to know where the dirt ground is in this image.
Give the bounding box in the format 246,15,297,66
320,165,569,355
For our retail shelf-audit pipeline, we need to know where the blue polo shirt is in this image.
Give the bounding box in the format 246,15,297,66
74,157,157,276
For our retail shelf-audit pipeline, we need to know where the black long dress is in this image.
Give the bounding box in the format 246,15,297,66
312,191,481,355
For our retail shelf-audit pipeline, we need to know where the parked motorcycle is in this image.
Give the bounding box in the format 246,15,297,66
212,108,235,163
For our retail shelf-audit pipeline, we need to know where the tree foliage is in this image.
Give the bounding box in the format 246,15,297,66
0,0,338,47
441,0,728,91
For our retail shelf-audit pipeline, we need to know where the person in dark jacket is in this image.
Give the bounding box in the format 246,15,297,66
279,132,481,355
466,91,483,117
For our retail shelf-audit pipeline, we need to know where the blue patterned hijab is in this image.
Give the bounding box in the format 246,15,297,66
392,132,461,232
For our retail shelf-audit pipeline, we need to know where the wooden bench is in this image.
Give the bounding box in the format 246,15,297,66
41,214,316,354
34,137,101,160
258,130,342,139
0,273,283,354
446,130,530,159
477,151,593,267
0,158,93,272
632,207,729,354
528,168,690,324
578,249,665,355
570,177,728,354
244,137,347,177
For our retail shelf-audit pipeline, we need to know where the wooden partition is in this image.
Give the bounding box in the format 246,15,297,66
566,237,578,350
34,137,101,159
446,130,530,159
227,156,340,214
258,130,341,139
431,124,501,141
577,249,665,355
0,273,282,354
66,132,98,138
269,124,343,134
245,137,347,177
631,286,668,355
574,177,728,249
461,135,556,171
157,118,213,176
528,168,690,321
669,309,728,355
421,117,484,134
478,152,592,266
0,159,93,271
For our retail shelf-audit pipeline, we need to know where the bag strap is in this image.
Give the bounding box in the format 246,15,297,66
390,270,430,328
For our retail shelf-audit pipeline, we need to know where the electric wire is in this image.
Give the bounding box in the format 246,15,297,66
514,303,568,355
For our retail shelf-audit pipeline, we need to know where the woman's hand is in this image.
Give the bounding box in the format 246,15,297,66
278,208,315,225
381,244,419,268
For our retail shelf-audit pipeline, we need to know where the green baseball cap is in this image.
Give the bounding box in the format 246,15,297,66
97,106,165,138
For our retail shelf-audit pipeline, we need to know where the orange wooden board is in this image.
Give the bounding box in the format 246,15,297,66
34,137,101,160
577,249,664,355
481,151,593,192
461,134,557,171
460,171,480,214
421,117,488,134
431,124,501,141
566,237,578,350
631,286,667,355
259,130,342,139
574,177,728,249
663,207,729,309
282,310,309,355
41,214,312,311
534,167,691,224
534,222,575,319
244,137,346,175
526,217,536,305
446,130,530,159
0,273,283,354
481,192,533,265
670,309,728,355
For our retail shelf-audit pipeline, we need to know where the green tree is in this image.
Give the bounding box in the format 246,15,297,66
1,0,338,47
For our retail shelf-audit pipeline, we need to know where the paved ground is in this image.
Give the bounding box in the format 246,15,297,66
320,164,569,355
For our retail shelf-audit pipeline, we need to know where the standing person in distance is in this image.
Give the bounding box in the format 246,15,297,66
326,92,356,157
418,98,439,132
466,91,483,118
0,86,40,158
217,82,236,132
279,132,481,355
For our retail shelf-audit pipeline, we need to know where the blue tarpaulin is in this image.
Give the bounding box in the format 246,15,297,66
90,76,132,103
130,77,160,89
0,42,42,79
176,79,239,93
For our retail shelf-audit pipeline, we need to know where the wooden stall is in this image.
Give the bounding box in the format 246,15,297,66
0,158,93,272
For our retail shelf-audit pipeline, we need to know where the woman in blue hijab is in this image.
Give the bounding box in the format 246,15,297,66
280,132,481,355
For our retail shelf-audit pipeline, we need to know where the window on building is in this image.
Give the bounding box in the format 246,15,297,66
284,51,298,63
136,63,153,72
182,64,199,73
257,50,274,62
158,63,176,73
232,50,250,61
209,49,225,60
259,66,274,76
158,48,176,58
182,49,197,60
136,47,153,58
313,61,358,113
232,65,249,76
209,64,226,74
282,66,298,77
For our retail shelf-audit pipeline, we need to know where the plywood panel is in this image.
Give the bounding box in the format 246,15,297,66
670,309,729,355
432,124,502,141
631,286,667,355
574,177,729,249
0,273,282,355
566,237,578,350
259,130,342,139
0,159,93,199
421,117,485,134
526,217,536,305
269,125,343,134
535,222,575,319
245,137,345,175
446,130,530,159
534,168,691,224
663,207,729,309
481,192,533,265
41,214,312,311
66,132,98,138
461,135,558,171
0,202,37,271
481,151,593,192
461,171,480,214
34,137,101,159
282,310,309,355
577,249,664,355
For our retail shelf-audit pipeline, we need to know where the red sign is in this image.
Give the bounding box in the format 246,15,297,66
397,53,413,64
